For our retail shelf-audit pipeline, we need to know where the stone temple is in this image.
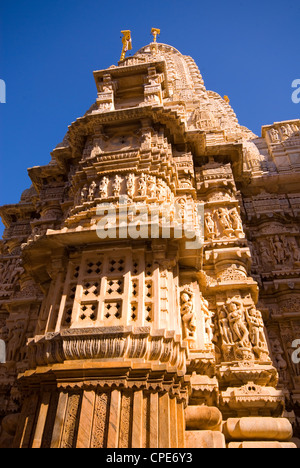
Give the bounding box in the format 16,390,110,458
0,36,299,448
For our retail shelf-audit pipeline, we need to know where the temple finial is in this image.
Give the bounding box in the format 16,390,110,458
151,28,161,43
120,30,132,61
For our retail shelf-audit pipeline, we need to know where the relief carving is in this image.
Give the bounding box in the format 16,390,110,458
180,286,197,349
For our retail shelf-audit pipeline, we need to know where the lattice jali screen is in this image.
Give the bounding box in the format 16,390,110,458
58,249,158,329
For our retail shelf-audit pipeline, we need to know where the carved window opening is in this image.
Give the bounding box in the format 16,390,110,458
145,281,153,299
145,304,153,323
104,301,122,320
106,278,124,296
109,258,125,274
131,303,138,321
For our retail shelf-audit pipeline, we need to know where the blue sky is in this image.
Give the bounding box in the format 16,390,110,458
0,0,299,235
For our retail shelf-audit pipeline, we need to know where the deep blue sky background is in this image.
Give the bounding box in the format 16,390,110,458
0,0,299,235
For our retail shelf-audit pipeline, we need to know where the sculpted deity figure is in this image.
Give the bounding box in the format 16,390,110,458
225,298,250,348
288,237,300,263
219,310,234,345
138,173,147,197
271,338,288,381
6,319,28,363
271,235,286,265
245,307,268,352
204,212,217,240
201,294,214,344
157,180,168,202
229,208,244,237
88,181,97,201
269,128,280,143
147,176,157,199
126,174,135,199
112,175,122,198
81,184,89,203
180,288,197,347
99,177,110,199
281,125,293,139
217,208,234,237
259,241,273,267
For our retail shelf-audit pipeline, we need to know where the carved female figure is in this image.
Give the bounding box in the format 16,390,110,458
201,295,214,344
219,311,234,345
246,307,268,351
226,298,250,347
180,289,197,346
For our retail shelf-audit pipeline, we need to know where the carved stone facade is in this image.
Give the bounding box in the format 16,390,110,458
0,41,299,448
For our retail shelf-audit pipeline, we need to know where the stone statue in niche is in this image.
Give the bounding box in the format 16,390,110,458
269,128,280,143
112,175,122,198
259,240,273,267
216,208,234,237
88,181,97,201
176,198,187,221
6,319,28,363
138,174,147,197
281,125,293,139
157,180,168,202
229,208,244,238
99,177,110,199
225,297,250,349
81,184,89,203
126,174,135,199
180,286,197,349
219,309,234,346
271,236,287,265
147,176,157,199
245,306,269,359
201,294,214,344
270,337,288,381
204,212,217,240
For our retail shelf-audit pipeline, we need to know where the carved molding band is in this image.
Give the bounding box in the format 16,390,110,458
28,326,188,370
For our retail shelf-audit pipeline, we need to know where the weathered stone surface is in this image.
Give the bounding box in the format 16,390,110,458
223,417,293,442
185,430,226,449
185,405,222,430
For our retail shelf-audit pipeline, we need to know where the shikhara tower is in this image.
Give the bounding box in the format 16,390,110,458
0,37,299,448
